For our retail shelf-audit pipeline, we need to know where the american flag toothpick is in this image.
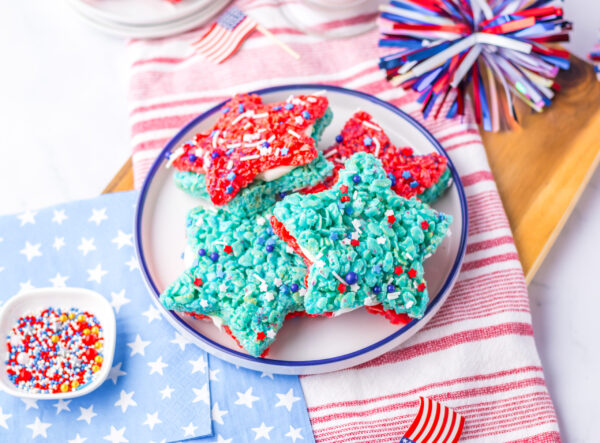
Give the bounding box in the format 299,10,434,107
193,6,299,64
400,397,465,443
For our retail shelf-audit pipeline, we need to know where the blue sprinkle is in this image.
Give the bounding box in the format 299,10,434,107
387,284,396,292
211,130,218,137
266,244,274,253
267,227,274,235
388,172,397,186
257,235,266,245
210,252,219,262
410,180,419,188
226,148,235,156
335,135,343,143
345,272,358,285
352,174,361,184
345,206,354,215
279,191,287,199
273,105,282,111
284,103,294,110
330,232,338,241
373,265,381,274
281,147,289,156
372,285,381,294
280,284,289,293
290,283,299,292
222,107,230,113
262,141,270,148
211,152,219,159
216,269,224,278
402,171,412,179
363,137,373,146
226,185,234,194
238,104,244,113
188,154,197,162
302,110,311,119
227,172,236,181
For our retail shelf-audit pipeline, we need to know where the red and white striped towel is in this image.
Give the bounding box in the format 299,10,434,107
127,1,560,441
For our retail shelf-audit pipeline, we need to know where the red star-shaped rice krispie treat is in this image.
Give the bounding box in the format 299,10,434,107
167,93,331,205
321,111,449,204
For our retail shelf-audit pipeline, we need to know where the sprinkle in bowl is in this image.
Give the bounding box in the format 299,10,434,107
0,287,116,399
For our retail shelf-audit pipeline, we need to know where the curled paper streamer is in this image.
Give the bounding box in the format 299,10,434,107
378,0,572,131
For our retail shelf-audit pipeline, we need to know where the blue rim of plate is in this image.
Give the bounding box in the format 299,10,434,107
135,84,469,368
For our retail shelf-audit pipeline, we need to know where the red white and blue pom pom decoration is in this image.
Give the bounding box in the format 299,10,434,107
590,32,600,81
378,0,572,131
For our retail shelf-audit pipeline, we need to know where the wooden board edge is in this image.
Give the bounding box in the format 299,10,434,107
102,157,134,194
524,144,600,285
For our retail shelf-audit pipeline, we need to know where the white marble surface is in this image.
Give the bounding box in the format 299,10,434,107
1,0,599,440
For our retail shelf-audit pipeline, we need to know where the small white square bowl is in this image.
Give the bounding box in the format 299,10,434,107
0,287,116,399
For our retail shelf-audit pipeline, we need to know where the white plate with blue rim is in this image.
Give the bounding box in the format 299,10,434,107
135,84,468,375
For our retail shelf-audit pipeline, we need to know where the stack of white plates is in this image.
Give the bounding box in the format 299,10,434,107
67,0,231,39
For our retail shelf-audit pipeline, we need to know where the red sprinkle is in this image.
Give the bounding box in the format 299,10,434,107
224,245,233,254
417,283,426,292
340,195,351,203
408,268,417,278
194,278,203,286
350,239,360,247
388,215,396,225
421,221,429,230
337,283,347,293
340,185,349,194
394,266,403,275
256,331,266,341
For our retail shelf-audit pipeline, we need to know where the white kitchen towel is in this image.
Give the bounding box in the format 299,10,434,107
127,1,560,441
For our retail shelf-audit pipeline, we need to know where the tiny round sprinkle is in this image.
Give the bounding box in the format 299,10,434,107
372,285,381,294
335,135,343,143
198,248,206,256
290,283,299,292
387,284,396,292
352,174,361,184
211,152,219,159
265,244,274,253
188,154,197,162
345,272,358,285
209,252,219,262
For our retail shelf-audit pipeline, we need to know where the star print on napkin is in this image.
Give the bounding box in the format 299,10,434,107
323,111,451,204
0,191,315,443
272,152,452,319
160,205,307,357
168,93,331,205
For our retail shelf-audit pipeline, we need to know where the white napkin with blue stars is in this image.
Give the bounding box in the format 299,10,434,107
0,191,314,443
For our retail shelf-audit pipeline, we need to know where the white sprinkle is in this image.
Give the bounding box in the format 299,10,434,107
227,160,234,170
352,219,362,231
387,277,394,284
227,142,242,149
274,278,283,287
377,237,386,245
288,129,301,139
405,253,413,260
240,155,260,161
373,137,381,157
350,232,360,240
243,133,260,142
244,122,252,130
165,146,185,168
254,274,266,283
362,120,382,131
341,238,351,245
231,110,254,125
266,330,276,339
268,135,275,143
286,245,294,254
387,292,400,300
254,112,268,119
324,149,337,158
363,296,377,306
299,288,307,297
286,94,294,102
264,292,274,301
295,116,304,125
200,299,209,308
212,130,220,149
307,97,317,103
385,209,395,216
331,271,347,286
256,216,266,226
406,300,414,308
257,128,267,133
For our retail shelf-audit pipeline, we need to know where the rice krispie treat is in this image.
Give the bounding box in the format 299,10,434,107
160,206,307,357
166,93,333,205
174,153,333,218
271,152,452,320
322,111,451,204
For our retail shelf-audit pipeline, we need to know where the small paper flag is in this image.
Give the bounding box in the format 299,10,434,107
400,397,465,443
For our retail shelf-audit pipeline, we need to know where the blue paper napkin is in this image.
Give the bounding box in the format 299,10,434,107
0,190,316,443
0,191,212,442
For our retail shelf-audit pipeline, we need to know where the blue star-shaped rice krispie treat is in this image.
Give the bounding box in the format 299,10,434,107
160,206,308,357
271,152,452,319
174,153,333,218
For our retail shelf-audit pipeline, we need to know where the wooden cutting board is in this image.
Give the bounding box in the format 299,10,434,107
103,55,600,284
